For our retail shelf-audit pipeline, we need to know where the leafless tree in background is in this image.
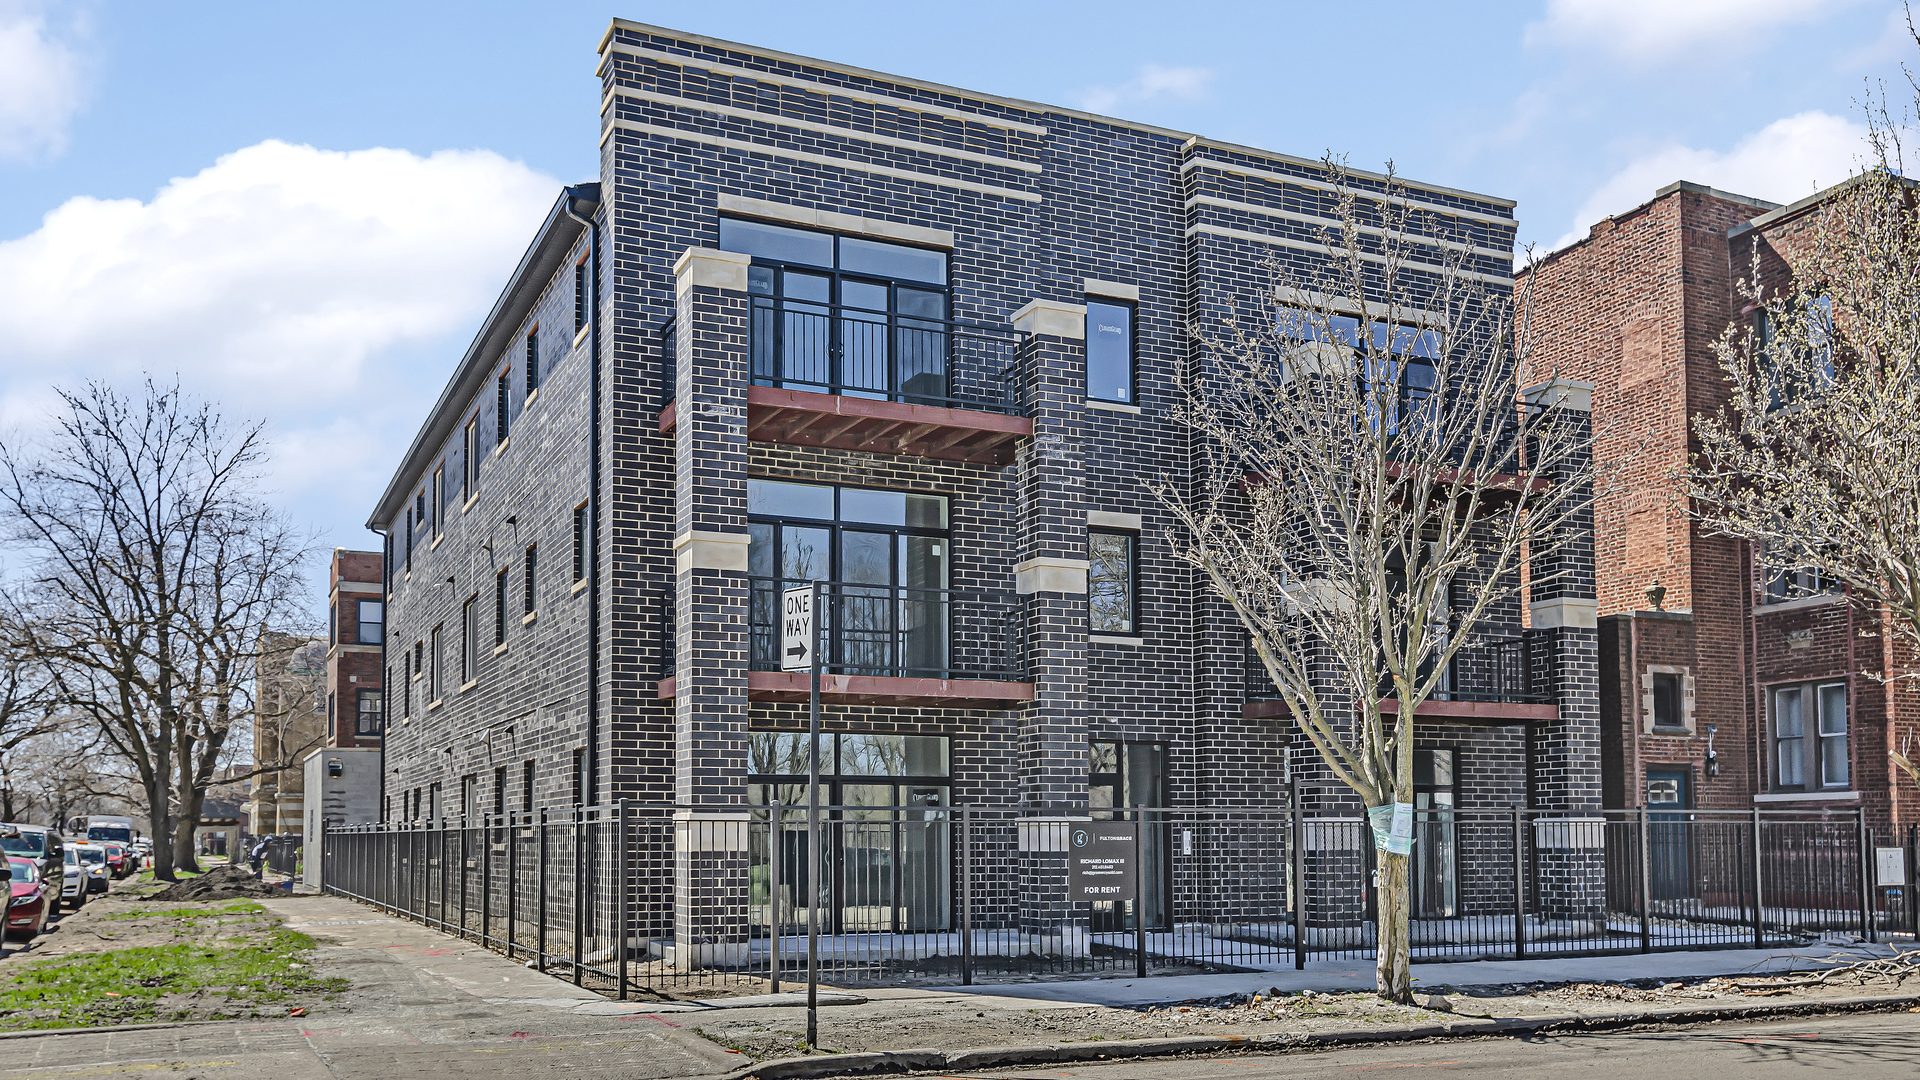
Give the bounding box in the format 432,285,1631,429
1690,23,1920,796
0,380,315,880
1154,162,1603,1001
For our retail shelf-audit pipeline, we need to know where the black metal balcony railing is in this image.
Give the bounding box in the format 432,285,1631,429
657,579,1026,684
1246,632,1553,705
656,298,1027,415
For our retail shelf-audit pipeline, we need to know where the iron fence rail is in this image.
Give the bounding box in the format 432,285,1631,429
321,805,1917,996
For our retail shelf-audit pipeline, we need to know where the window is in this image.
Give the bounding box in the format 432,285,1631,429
1088,530,1136,634
719,218,951,405
1085,299,1135,404
428,782,441,821
573,503,589,583
526,328,540,396
461,595,478,684
1412,749,1458,919
404,507,414,571
327,691,335,729
496,371,510,445
356,600,382,645
1757,295,1835,412
746,479,950,676
416,489,427,532
462,775,478,821
462,417,477,502
413,639,423,681
1652,672,1681,728
494,568,509,646
574,259,588,335
1642,666,1694,733
356,689,383,736
493,765,507,818
432,467,444,537
1772,681,1849,790
572,748,587,807
522,760,535,813
524,545,538,615
1763,561,1835,604
429,625,442,701
1278,309,1443,433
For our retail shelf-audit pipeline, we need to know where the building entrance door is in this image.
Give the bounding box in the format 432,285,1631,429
1646,769,1691,901
1089,741,1168,932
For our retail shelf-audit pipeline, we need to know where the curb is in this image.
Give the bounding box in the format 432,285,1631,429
719,992,1920,1080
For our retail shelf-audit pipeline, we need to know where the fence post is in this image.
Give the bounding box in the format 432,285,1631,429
1134,810,1148,979
769,801,782,994
1511,808,1526,960
537,807,549,974
506,810,518,961
1858,811,1874,944
482,815,493,949
1750,808,1765,949
572,803,584,987
1637,807,1652,953
1910,824,1919,940
617,798,629,1000
1291,796,1307,972
440,817,450,933
960,806,973,987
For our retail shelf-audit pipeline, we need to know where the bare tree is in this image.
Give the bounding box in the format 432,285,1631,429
1154,162,1601,1001
1689,28,1920,793
0,380,315,880
0,722,141,829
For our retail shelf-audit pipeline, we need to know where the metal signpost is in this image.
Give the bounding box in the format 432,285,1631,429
783,583,822,1048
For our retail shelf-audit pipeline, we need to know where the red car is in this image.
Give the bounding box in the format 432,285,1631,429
102,844,128,879
6,857,50,940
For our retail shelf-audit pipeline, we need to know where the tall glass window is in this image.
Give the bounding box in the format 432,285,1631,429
1088,531,1135,633
720,218,950,405
1772,681,1848,790
746,479,949,677
1085,300,1135,404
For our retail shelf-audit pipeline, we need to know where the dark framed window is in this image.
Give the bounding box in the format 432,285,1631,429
1088,530,1136,634
572,503,589,582
461,595,478,684
1085,299,1135,404
525,327,540,396
1649,670,1687,731
524,545,538,614
327,691,335,728
356,600,382,645
404,507,414,571
462,418,477,502
720,218,952,405
493,765,507,818
745,479,949,676
1278,309,1443,434
572,748,587,807
1762,563,1835,604
1412,748,1457,918
429,625,442,701
462,774,478,821
496,371,510,445
355,689,383,736
432,466,444,537
494,568,509,646
521,760,535,812
574,259,588,334
1771,681,1848,790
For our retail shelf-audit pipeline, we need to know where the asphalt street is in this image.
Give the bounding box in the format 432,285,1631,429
941,1011,1920,1079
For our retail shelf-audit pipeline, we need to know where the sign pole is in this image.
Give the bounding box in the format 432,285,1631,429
806,579,822,1050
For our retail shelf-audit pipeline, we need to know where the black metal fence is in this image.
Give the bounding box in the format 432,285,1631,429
320,805,1919,997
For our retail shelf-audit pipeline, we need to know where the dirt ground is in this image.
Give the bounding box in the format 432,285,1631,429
13,885,278,962
689,970,1920,1059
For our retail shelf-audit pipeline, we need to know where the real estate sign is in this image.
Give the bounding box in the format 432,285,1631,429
1067,822,1136,901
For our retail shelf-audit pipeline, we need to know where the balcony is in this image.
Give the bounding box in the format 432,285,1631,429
654,580,1033,708
1243,632,1555,722
657,299,1033,466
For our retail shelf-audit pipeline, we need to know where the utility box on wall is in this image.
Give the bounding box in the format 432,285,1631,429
302,747,381,890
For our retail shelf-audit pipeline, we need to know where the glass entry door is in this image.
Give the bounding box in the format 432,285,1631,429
1412,749,1458,919
1646,769,1691,901
1089,741,1169,932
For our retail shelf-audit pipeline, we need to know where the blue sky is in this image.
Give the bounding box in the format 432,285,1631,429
0,0,1910,572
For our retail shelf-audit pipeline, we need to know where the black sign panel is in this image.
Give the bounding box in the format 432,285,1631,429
1067,823,1136,901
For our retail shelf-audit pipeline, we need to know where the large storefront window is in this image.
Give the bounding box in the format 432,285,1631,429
747,479,950,677
748,732,951,935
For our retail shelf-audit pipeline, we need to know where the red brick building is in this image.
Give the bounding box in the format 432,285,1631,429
1524,179,1917,831
327,549,385,748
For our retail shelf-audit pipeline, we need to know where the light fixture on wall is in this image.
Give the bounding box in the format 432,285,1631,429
1705,724,1720,779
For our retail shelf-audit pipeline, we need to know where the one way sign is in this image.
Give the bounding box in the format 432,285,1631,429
781,585,814,672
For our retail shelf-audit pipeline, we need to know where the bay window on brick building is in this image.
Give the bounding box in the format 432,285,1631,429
365,20,1596,955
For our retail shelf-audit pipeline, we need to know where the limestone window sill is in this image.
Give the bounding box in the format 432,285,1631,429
525,387,540,408
573,322,592,349
430,532,446,551
1754,790,1858,802
1090,633,1144,646
572,578,589,595
463,494,479,515
493,642,509,657
427,699,443,711
1087,399,1142,415
522,611,538,626
460,679,479,693
493,437,510,458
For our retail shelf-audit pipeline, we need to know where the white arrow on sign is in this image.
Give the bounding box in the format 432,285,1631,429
781,585,814,672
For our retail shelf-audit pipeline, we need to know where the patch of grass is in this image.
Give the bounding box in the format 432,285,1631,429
0,928,346,1030
104,902,266,922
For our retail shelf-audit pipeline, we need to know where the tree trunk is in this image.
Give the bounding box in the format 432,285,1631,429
1374,850,1413,1002
145,778,176,882
172,796,203,874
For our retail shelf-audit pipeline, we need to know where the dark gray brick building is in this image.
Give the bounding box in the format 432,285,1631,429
365,20,1598,951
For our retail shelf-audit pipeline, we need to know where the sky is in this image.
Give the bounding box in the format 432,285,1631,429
0,0,1911,577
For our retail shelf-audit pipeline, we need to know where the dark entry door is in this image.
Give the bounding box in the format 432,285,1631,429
1646,769,1691,901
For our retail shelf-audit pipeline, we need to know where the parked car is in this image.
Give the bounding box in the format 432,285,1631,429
101,843,129,879
0,824,65,887
59,848,85,911
70,843,109,895
6,857,50,940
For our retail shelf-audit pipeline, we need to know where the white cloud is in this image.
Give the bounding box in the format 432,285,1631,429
1527,0,1856,61
0,139,561,541
1549,110,1869,250
0,1,87,162
1077,64,1214,115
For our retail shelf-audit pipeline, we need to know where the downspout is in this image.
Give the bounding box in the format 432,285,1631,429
371,526,390,822
564,187,602,807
